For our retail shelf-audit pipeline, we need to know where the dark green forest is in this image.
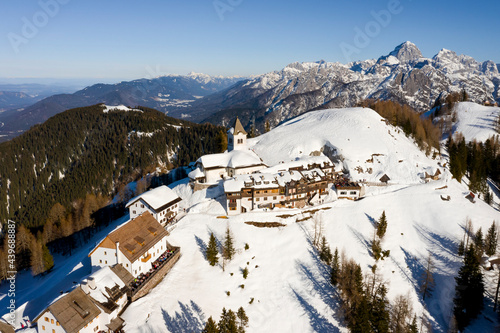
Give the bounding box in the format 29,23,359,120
0,104,225,230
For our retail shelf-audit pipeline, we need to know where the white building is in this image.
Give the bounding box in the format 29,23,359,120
126,185,181,225
224,155,336,215
34,265,132,333
188,118,267,184
89,212,169,277
227,117,247,151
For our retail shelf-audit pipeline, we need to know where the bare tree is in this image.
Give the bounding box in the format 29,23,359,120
420,252,435,300
391,293,414,333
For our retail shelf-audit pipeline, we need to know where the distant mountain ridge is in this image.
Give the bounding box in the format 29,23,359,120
0,73,243,141
188,41,500,132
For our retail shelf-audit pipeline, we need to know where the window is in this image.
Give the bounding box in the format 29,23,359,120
42,326,45,331
104,251,107,255
264,197,267,201
56,322,60,326
52,329,55,333
273,196,277,200
230,207,237,210
141,204,144,208
45,317,49,322
94,326,99,332
256,198,260,201
340,191,347,195
133,210,136,214
135,270,137,274
105,260,107,264
51,319,54,324
126,263,129,267
99,260,102,264
350,191,357,195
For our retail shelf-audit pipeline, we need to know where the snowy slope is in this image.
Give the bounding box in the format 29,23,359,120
449,102,500,142
121,175,499,333
248,107,439,185
4,108,500,333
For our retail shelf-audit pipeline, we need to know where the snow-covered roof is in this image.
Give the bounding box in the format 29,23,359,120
188,167,205,180
197,149,265,170
260,155,333,174
84,266,126,304
126,185,181,210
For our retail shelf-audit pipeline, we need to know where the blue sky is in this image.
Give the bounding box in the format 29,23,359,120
1,0,499,81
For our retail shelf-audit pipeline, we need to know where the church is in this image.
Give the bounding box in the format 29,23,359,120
188,118,267,185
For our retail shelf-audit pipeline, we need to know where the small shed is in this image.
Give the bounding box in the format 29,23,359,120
379,174,390,184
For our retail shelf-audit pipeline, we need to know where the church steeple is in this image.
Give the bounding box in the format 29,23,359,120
227,117,247,151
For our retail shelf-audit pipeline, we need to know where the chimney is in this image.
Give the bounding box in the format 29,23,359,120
87,277,96,290
81,280,89,294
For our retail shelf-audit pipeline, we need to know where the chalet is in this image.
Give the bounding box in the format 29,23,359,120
189,118,267,184
423,168,442,181
223,156,335,215
126,185,181,225
335,179,363,200
34,265,132,333
89,212,170,277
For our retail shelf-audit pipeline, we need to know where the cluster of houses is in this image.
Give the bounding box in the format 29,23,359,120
34,186,182,333
189,117,366,215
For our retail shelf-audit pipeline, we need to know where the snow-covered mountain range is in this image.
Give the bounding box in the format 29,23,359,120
192,41,500,131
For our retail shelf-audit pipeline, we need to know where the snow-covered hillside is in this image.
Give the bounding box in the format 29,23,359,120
249,107,439,185
447,102,499,142
3,107,499,333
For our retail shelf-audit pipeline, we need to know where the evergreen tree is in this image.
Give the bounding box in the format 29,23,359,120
319,236,332,265
223,225,235,261
331,248,340,287
218,308,238,333
203,316,218,333
458,240,465,256
370,285,390,333
408,315,418,333
372,239,382,261
264,121,270,133
236,307,249,332
453,244,484,331
485,221,498,256
42,244,54,272
351,295,371,333
377,211,388,239
206,232,219,266
474,227,484,257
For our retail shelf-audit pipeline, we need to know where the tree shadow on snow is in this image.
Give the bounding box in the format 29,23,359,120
291,288,341,333
161,300,205,333
347,225,372,257
194,235,207,260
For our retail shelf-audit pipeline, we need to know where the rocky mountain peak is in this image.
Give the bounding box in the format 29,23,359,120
388,41,423,62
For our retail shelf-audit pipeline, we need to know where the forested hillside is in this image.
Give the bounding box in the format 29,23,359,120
0,104,226,230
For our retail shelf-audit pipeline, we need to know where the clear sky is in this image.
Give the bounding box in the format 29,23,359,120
1,0,499,81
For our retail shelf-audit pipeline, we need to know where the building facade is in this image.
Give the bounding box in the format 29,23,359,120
126,185,181,226
89,212,170,277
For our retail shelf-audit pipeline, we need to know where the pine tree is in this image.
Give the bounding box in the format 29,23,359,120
319,236,332,265
203,316,218,333
458,240,465,256
331,248,340,287
223,225,235,261
377,211,388,239
206,232,219,266
474,227,484,257
42,244,54,272
236,307,249,332
485,221,498,256
218,308,238,333
453,244,484,331
30,238,45,276
370,285,390,333
408,315,418,333
372,239,382,261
